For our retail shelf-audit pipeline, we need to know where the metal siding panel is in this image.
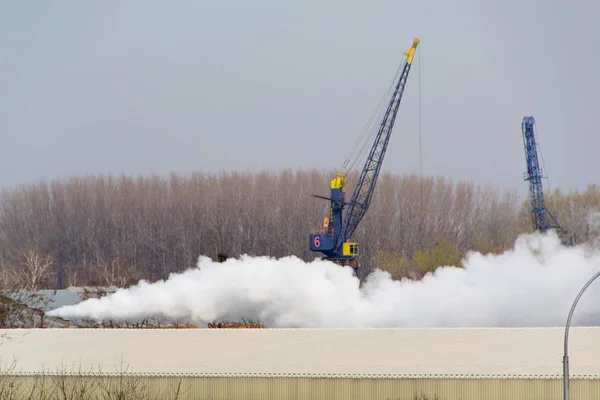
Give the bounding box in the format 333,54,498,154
571,378,600,399
6,376,600,399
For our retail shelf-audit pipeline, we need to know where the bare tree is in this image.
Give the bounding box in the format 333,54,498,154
0,356,20,400
0,170,597,288
16,249,55,290
97,355,148,400
101,257,139,288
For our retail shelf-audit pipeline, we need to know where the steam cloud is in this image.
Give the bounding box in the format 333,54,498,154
47,231,600,328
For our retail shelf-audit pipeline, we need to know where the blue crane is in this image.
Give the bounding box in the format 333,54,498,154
309,38,420,277
521,116,573,246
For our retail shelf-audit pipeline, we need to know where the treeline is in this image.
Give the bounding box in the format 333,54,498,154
0,170,598,289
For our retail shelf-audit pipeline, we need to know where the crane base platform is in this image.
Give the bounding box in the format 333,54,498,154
325,258,361,279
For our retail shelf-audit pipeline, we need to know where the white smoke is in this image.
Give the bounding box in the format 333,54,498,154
47,231,600,328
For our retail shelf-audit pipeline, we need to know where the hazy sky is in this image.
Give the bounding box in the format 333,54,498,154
1,1,598,195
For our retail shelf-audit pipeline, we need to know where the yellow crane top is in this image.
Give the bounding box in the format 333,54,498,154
404,38,420,64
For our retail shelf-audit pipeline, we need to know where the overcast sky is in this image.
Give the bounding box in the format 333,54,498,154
1,1,598,196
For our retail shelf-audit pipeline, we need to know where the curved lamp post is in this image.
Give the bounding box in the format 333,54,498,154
563,270,600,400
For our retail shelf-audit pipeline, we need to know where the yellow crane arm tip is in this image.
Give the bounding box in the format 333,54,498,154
404,37,420,64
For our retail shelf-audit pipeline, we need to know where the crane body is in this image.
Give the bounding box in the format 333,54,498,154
521,116,573,246
309,38,420,276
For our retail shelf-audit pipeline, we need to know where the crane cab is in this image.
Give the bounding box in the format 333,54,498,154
342,242,359,256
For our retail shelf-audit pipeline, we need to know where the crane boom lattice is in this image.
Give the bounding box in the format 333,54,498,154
521,116,573,246
343,50,415,240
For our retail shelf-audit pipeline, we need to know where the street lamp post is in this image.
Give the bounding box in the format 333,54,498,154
563,270,600,400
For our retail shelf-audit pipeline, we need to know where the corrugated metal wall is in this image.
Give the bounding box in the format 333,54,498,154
4,375,600,399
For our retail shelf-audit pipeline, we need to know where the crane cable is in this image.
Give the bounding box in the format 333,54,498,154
340,64,401,174
340,56,407,175
418,41,423,177
535,120,553,196
417,42,425,240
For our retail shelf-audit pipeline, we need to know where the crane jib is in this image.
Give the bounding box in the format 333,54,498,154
343,60,413,242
